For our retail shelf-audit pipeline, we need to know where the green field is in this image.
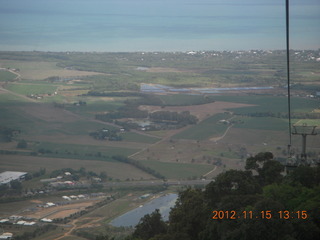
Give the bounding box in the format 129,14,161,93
233,116,289,131
0,70,17,81
121,132,160,143
66,99,126,117
0,93,23,103
34,142,138,159
6,83,58,95
211,95,319,114
173,113,231,140
0,106,37,132
61,120,118,135
158,94,215,106
139,160,212,179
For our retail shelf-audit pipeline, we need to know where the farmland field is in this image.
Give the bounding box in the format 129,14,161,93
210,95,320,114
233,116,289,131
173,113,232,140
0,70,17,81
1,50,319,176
6,83,58,95
0,59,103,80
0,155,153,180
138,160,214,179
0,50,319,240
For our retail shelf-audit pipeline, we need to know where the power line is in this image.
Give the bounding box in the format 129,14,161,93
286,0,292,153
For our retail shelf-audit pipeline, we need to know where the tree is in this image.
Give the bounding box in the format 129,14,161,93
126,153,320,240
100,171,108,181
205,170,261,208
258,160,284,185
168,188,207,240
132,209,167,240
96,235,114,240
17,139,28,148
10,180,22,191
245,152,284,185
288,166,319,188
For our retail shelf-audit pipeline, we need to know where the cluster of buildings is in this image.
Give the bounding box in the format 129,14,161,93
0,215,36,225
62,194,86,201
27,92,58,100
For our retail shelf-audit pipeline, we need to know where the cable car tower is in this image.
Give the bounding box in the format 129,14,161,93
286,124,318,172
292,124,317,163
283,0,318,172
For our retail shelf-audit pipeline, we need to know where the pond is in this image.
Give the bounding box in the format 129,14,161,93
109,193,178,227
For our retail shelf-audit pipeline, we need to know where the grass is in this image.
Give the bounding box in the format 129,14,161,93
0,155,153,180
0,92,25,103
139,160,213,179
158,94,215,106
173,113,230,140
0,106,37,132
0,70,17,81
34,142,138,159
0,59,102,80
6,83,58,95
211,95,319,114
233,116,289,131
121,132,160,143
61,121,118,135
66,100,125,118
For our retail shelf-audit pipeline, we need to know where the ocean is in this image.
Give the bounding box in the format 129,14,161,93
0,0,319,52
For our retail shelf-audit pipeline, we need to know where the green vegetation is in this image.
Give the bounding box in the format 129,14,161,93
66,100,125,118
0,51,319,240
0,93,24,102
112,156,165,179
121,132,159,143
14,224,58,240
6,83,58,95
211,95,319,115
157,94,216,106
1,50,319,88
126,153,320,240
139,161,212,179
35,142,137,159
233,116,288,131
61,121,118,135
0,70,17,81
173,113,230,140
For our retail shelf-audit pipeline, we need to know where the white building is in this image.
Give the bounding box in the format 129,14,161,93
41,218,53,223
0,232,13,239
0,171,27,186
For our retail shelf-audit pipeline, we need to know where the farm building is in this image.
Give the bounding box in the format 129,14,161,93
0,232,13,239
0,171,27,186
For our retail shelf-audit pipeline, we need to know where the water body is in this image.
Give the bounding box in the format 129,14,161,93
141,83,273,94
0,0,319,52
110,193,178,227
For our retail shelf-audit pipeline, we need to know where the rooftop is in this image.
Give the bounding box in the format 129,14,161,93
0,171,27,185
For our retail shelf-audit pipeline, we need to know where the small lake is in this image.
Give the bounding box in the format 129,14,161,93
109,193,178,227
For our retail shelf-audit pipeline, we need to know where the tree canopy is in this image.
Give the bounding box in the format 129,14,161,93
126,152,320,240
